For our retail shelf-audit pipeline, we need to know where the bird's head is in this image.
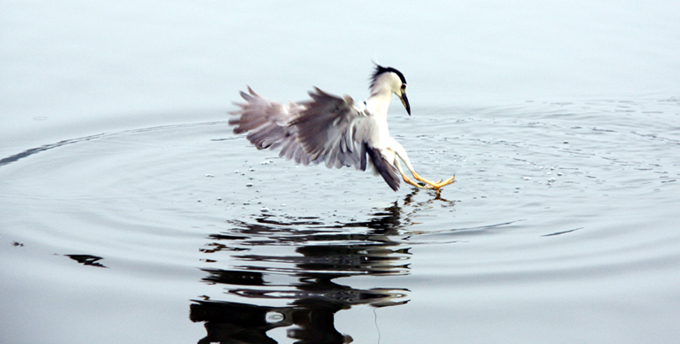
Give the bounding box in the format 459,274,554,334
370,65,411,116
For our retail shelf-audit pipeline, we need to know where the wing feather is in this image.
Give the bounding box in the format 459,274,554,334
291,87,377,170
230,86,400,190
229,87,311,164
366,144,400,191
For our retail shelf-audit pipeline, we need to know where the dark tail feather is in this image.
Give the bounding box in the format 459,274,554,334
366,145,400,191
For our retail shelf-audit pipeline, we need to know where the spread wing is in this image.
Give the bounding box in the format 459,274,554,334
229,87,400,191
229,87,315,165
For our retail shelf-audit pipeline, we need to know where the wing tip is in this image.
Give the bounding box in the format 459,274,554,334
237,86,259,102
365,144,400,191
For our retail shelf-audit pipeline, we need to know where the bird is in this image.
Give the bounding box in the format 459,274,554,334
229,65,455,192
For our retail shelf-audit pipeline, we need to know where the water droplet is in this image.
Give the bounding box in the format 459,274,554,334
260,207,269,213
522,177,532,181
246,183,253,187
205,174,214,178
216,197,222,201
557,172,563,176
266,311,284,323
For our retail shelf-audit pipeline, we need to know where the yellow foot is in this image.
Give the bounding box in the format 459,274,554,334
402,172,456,191
415,174,456,191
401,174,427,189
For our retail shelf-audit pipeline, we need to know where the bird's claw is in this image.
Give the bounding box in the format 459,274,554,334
401,173,456,192
418,175,456,191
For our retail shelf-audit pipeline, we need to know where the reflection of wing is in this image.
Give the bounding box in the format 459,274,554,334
230,87,400,191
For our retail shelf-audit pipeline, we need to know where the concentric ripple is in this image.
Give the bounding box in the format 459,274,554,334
2,98,680,343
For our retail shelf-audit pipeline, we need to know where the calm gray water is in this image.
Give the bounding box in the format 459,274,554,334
2,1,680,344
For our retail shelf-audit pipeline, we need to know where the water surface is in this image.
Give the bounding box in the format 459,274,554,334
2,1,680,343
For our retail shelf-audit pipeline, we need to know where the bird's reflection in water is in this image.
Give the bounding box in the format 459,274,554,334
190,195,436,344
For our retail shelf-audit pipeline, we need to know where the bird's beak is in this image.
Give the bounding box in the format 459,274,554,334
400,91,411,116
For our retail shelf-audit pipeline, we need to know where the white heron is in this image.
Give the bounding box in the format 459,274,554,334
229,65,455,192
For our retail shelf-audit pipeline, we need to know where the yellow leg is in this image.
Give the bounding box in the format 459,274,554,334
391,151,455,191
411,172,456,190
400,172,430,189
